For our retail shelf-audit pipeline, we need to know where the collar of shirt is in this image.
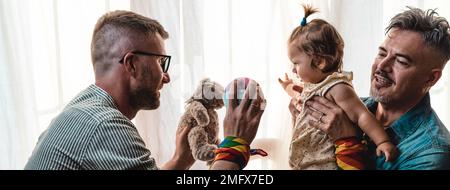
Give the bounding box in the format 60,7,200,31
362,93,431,144
88,84,119,110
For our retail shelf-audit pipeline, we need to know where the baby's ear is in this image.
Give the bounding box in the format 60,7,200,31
315,58,327,70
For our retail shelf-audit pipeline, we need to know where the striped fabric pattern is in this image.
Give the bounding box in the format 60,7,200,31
24,85,158,170
335,137,367,170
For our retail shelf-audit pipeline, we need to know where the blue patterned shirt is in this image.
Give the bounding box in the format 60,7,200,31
362,93,450,170
25,85,158,170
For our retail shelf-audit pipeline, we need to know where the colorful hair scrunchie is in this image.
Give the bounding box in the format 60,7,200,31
213,136,267,169
300,17,307,26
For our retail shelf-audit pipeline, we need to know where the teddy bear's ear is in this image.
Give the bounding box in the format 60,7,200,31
200,78,211,84
191,78,210,101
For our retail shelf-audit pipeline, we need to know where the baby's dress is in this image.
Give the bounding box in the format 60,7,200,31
289,71,353,170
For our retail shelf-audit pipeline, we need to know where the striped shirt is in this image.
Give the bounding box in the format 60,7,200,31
25,85,158,170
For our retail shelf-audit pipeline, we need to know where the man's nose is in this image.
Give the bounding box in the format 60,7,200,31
162,73,170,84
377,55,394,72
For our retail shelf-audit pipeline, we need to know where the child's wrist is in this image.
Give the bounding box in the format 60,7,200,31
375,140,392,146
284,83,295,92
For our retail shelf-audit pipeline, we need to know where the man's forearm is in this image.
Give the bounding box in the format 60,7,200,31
161,156,192,170
210,160,240,170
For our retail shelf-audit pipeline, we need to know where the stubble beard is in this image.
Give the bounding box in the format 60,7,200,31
130,86,160,111
370,86,391,104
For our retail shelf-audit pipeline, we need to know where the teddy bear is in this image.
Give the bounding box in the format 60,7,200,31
178,78,225,164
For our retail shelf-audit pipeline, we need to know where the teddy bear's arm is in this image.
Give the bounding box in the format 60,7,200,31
189,101,210,126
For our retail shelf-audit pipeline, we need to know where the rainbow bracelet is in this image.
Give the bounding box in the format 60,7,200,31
335,137,368,170
213,136,267,169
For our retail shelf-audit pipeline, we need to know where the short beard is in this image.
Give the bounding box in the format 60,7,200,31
129,61,162,110
370,87,390,104
130,86,160,110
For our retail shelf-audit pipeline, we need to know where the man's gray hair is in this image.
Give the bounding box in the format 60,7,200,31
386,7,450,63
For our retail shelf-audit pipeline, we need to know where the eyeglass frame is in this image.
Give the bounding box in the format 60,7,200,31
118,50,171,73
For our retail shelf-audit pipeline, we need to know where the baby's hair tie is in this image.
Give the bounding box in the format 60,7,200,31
300,17,307,26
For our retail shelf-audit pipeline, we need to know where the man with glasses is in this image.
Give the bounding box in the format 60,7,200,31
118,50,171,73
25,10,264,170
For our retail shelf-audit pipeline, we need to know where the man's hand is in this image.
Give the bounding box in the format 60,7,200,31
161,124,195,170
305,96,358,141
223,79,265,144
211,80,265,170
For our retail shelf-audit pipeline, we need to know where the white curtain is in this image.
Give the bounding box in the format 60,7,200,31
130,0,298,169
0,0,130,169
1,0,449,170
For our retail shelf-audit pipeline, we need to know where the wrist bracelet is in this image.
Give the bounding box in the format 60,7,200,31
213,136,267,169
375,140,391,146
335,137,367,170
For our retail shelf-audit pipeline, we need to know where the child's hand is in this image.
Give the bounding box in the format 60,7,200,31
278,73,294,90
376,141,399,162
278,73,303,97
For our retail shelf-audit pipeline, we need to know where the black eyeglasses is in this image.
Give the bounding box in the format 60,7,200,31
119,50,171,73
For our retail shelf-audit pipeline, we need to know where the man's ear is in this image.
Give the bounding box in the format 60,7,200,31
123,54,137,77
426,68,442,88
